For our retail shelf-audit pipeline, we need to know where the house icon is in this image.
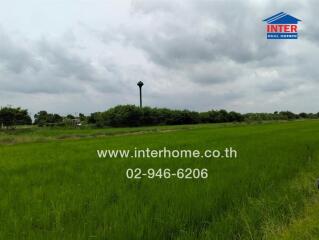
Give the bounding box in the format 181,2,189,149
263,12,301,24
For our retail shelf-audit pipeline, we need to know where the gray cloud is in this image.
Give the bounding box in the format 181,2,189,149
36,39,96,82
125,0,286,68
0,28,38,74
0,0,318,114
0,28,126,96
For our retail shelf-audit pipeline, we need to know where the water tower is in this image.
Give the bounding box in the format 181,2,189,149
137,81,144,108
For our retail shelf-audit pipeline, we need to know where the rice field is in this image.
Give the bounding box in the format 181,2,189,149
1,120,319,239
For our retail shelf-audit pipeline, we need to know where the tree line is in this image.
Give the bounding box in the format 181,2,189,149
1,105,319,129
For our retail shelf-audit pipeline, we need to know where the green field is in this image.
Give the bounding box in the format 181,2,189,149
1,121,319,239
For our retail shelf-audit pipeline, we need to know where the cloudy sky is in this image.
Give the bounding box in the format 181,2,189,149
0,0,318,115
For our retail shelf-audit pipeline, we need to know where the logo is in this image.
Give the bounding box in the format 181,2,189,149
263,12,301,39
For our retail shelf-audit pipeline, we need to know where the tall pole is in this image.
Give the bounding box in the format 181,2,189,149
137,81,144,108
139,87,142,107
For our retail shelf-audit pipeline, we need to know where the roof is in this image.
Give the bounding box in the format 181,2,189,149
263,12,301,24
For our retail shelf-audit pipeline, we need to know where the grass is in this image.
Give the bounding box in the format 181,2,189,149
0,124,196,144
275,198,319,239
0,120,319,239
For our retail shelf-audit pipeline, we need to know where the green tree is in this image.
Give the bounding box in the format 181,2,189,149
34,111,63,126
0,107,32,128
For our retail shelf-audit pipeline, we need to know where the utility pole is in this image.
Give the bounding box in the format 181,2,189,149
137,81,144,108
